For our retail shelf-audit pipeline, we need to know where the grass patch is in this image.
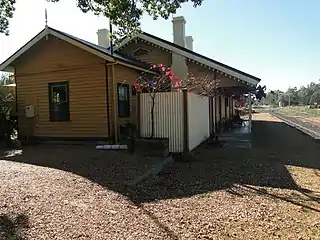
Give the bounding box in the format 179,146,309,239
277,106,320,117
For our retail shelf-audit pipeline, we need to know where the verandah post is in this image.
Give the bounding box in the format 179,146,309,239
248,91,252,132
182,89,189,153
136,92,141,138
209,96,213,136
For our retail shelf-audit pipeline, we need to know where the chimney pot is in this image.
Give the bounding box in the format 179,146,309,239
97,28,110,48
185,36,193,51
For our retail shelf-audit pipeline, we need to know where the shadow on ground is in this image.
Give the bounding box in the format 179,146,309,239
1,119,319,206
0,214,29,239
131,120,320,205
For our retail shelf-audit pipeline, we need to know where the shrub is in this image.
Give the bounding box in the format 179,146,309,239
0,86,15,147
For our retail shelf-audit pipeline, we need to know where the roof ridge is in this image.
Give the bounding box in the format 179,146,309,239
117,31,260,82
0,26,152,72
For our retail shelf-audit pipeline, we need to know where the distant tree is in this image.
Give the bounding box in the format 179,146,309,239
1,0,204,42
308,81,320,94
0,74,15,145
0,73,14,85
279,93,289,106
285,87,299,106
309,89,320,105
297,86,312,105
0,74,14,99
254,79,320,107
260,90,283,106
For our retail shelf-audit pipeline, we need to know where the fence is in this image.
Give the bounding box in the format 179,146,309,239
139,91,210,152
187,93,210,151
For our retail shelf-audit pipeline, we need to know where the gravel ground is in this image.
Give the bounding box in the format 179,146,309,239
0,146,165,240
135,113,320,239
0,113,319,239
273,109,320,136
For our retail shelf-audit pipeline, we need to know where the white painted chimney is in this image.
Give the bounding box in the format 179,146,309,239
97,29,110,48
185,36,193,51
172,16,186,47
171,16,188,80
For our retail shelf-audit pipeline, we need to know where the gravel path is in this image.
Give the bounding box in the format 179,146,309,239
0,113,319,239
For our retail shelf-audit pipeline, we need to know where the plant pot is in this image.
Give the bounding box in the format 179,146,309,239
134,137,169,157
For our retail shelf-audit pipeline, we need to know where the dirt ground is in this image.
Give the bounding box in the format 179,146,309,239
0,113,319,239
300,116,320,125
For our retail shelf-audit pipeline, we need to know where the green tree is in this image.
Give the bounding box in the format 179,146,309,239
278,92,288,106
309,89,320,105
297,86,312,105
285,87,299,106
0,73,14,84
308,81,320,94
0,74,15,145
0,0,15,35
260,80,320,107
260,90,283,106
1,0,204,41
0,74,14,104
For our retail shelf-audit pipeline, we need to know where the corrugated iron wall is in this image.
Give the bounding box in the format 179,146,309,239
187,93,210,151
140,92,184,152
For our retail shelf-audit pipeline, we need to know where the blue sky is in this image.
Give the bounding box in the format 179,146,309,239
0,0,319,91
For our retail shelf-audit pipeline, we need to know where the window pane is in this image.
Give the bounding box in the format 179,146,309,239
117,84,130,117
49,82,69,121
118,102,125,117
52,85,67,103
118,101,129,117
51,102,69,121
118,86,128,101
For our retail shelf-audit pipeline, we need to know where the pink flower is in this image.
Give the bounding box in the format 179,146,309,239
158,64,164,67
165,71,174,81
175,77,181,84
133,83,139,89
161,67,166,72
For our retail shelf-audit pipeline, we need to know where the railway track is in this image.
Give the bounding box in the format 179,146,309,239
269,110,320,142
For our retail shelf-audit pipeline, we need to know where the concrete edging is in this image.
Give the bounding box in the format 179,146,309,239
270,111,320,143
